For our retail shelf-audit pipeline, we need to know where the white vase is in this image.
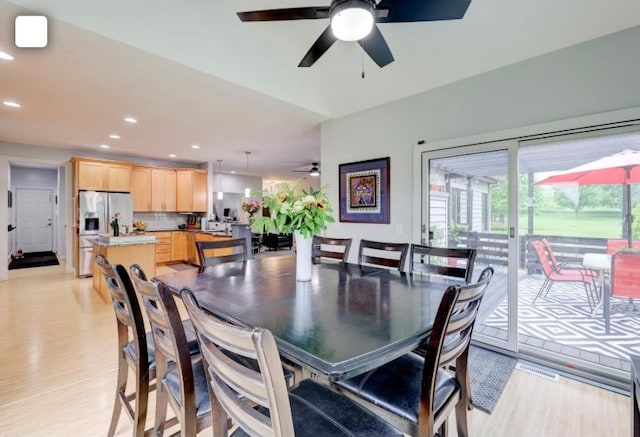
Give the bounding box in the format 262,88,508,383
294,231,313,282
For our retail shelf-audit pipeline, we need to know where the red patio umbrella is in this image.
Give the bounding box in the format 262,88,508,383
536,149,640,247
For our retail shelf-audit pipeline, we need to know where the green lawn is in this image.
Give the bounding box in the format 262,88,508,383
517,210,623,238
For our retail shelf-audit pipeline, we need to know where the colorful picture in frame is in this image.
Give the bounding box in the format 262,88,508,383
339,157,390,223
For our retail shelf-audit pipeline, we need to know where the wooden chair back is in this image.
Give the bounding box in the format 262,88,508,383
358,239,409,272
130,268,207,436
312,236,352,263
95,254,152,437
410,244,476,283
181,288,295,437
196,238,249,267
418,266,493,435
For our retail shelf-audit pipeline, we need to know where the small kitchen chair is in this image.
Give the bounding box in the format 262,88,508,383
410,244,477,283
196,238,249,267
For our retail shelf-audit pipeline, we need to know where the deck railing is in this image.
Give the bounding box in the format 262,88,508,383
456,231,608,273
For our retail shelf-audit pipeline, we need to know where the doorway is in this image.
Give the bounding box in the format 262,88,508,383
15,188,54,254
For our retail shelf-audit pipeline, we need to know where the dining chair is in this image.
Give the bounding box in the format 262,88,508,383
312,236,352,263
358,239,410,272
96,254,155,437
130,271,211,437
196,238,249,267
334,267,494,437
180,288,404,437
410,244,477,283
531,240,599,311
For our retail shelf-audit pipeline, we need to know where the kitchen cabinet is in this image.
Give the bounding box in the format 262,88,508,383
151,169,177,212
74,158,132,192
154,231,172,264
171,231,188,262
91,241,156,302
132,167,152,211
176,169,208,212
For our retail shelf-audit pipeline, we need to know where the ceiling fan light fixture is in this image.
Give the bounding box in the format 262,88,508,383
310,163,320,177
330,0,374,42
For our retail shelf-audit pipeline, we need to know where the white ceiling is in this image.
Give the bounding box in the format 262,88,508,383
1,0,640,181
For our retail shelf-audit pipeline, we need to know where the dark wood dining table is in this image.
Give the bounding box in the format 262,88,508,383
156,255,456,381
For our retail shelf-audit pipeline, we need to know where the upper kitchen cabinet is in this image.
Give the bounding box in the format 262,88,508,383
176,169,208,212
150,168,177,212
73,158,132,192
132,166,152,211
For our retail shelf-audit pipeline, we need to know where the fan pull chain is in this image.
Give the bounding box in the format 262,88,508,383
361,48,365,79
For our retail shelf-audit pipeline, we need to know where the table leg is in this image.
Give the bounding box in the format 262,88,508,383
604,275,610,335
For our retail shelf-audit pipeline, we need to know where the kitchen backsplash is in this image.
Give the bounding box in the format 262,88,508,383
133,212,204,231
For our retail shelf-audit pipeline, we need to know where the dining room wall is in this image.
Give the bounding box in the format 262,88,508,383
321,24,640,263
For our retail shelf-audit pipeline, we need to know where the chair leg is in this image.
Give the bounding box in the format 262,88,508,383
533,278,551,304
154,381,168,437
107,353,128,437
455,398,469,437
133,366,150,437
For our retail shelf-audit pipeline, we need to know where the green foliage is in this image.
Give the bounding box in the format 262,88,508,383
633,204,640,239
252,183,335,238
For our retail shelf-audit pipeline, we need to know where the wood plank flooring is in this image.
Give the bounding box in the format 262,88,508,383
0,263,630,436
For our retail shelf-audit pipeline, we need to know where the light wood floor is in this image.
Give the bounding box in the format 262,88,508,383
0,263,630,437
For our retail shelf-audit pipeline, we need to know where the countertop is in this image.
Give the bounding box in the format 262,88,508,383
136,229,241,236
88,234,157,247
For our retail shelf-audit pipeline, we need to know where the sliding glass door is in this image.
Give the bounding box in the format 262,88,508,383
423,141,518,351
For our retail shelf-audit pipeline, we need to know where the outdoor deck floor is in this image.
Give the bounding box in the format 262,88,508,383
475,267,636,373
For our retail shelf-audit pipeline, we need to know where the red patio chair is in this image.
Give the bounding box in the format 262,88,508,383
607,239,640,254
541,238,599,282
611,252,640,315
531,240,599,312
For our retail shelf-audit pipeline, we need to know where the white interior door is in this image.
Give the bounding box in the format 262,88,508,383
16,188,53,253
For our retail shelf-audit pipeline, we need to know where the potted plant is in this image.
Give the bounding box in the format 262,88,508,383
252,183,334,281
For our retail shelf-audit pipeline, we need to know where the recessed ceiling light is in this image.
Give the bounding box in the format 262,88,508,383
230,171,236,174
3,100,21,108
109,134,120,140
100,144,110,149
169,154,177,158
0,51,14,60
191,144,200,149
124,117,137,124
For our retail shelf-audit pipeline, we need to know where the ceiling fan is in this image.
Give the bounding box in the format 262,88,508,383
237,0,471,68
292,163,321,177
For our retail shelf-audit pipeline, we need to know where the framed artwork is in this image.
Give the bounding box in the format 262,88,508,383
339,157,390,223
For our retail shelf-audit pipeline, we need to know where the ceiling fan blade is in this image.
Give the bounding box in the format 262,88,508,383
358,25,394,68
375,0,471,23
238,7,330,22
298,26,337,68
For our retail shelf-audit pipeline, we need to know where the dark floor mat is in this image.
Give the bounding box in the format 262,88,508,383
9,251,60,270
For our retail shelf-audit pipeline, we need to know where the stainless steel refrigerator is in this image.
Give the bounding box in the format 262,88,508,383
78,191,133,276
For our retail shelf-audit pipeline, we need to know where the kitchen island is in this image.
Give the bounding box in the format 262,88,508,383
91,235,156,302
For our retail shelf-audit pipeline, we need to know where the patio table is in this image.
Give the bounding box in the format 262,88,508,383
156,255,457,381
583,252,612,334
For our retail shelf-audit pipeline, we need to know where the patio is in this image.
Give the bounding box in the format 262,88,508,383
474,267,637,373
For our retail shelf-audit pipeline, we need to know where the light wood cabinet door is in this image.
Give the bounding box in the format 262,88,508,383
106,163,132,192
193,170,208,212
176,169,208,212
176,170,193,212
77,161,107,190
171,231,188,262
150,169,177,212
132,167,151,211
76,160,132,192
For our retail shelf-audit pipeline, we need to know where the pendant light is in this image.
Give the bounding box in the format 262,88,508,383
244,151,251,198
217,160,223,200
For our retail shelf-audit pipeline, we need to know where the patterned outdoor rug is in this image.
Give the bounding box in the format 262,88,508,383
483,276,640,361
469,345,516,414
